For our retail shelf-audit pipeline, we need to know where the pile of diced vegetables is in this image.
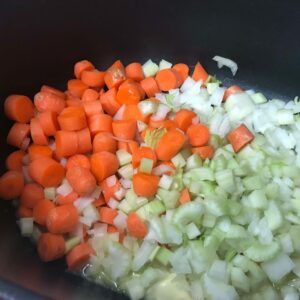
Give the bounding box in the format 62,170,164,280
1,56,300,300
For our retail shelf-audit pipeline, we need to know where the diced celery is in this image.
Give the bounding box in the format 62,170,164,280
139,158,153,174
264,201,283,230
142,59,159,77
180,147,192,160
65,236,81,253
185,154,202,170
158,175,173,190
215,169,236,193
185,167,215,181
116,149,132,166
136,200,166,220
159,59,172,70
242,175,264,191
157,188,180,209
202,214,216,228
118,199,133,214
247,189,268,209
231,267,250,293
185,223,201,239
244,241,280,262
251,92,268,104
171,153,186,168
155,247,172,266
118,164,134,179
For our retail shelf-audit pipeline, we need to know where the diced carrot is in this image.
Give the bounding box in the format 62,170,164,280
76,128,92,154
112,120,137,140
28,144,52,161
55,131,78,157
132,146,157,168
192,62,208,84
66,242,95,269
116,80,144,105
173,63,189,82
66,99,82,107
28,157,65,188
227,124,254,153
20,182,44,208
99,207,118,225
66,166,96,196
56,191,78,205
192,145,215,159
223,85,243,101
34,91,65,114
156,161,176,176
155,69,181,91
30,118,49,146
37,111,59,136
66,154,90,170
125,62,144,82
88,113,113,136
93,132,117,153
67,79,88,98
81,88,99,102
100,88,121,116
155,129,185,161
90,151,119,182
132,173,159,197
140,77,160,97
123,104,149,123
127,140,139,154
74,60,95,79
127,211,148,239
33,198,55,226
148,118,165,129
179,188,191,204
100,179,121,202
4,95,34,123
46,204,78,234
162,120,177,131
38,233,65,262
104,60,126,89
5,150,25,171
173,109,197,132
187,124,210,147
81,69,105,88
58,107,87,131
17,205,33,218
93,194,105,207
0,171,24,200
7,123,30,148
82,100,103,117
40,85,66,99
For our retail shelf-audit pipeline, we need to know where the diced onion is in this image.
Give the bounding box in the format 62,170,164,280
56,180,73,196
108,198,119,209
213,55,238,76
113,104,126,120
106,175,117,187
74,197,94,212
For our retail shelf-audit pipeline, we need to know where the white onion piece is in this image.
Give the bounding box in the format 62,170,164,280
180,76,196,93
22,154,30,165
213,55,238,76
133,241,158,271
20,138,30,151
113,104,126,121
74,197,94,212
88,223,108,236
106,175,117,187
69,223,84,242
114,187,126,200
154,93,166,103
152,164,174,176
60,158,67,167
22,166,32,183
210,87,226,107
114,211,128,230
137,120,147,132
48,140,56,151
120,178,132,189
151,104,170,121
56,180,72,196
108,198,119,209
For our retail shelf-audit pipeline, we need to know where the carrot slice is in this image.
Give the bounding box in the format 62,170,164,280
140,77,160,97
67,79,88,98
33,198,55,226
7,123,30,148
34,91,65,114
192,62,208,84
179,188,191,204
0,171,24,200
125,62,144,82
20,182,44,208
38,233,65,262
81,69,105,88
30,118,49,146
99,207,118,225
132,146,157,168
90,151,119,182
104,60,126,89
56,191,78,205
82,100,103,117
37,111,59,136
17,205,33,218
187,124,210,147
173,63,189,82
112,120,137,140
227,124,254,153
127,211,148,239
66,242,95,269
55,131,78,157
223,85,243,101
100,179,121,202
58,107,87,131
5,150,25,171
76,128,92,154
173,109,197,132
100,88,121,116
4,95,34,123
192,145,215,159
28,144,52,161
116,80,143,105
46,204,78,234
81,88,99,102
155,129,185,161
66,166,96,196
66,154,90,170
28,157,65,187
155,69,181,91
40,85,66,99
66,99,82,107
88,113,113,136
74,60,95,79
132,173,159,197
93,132,117,153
